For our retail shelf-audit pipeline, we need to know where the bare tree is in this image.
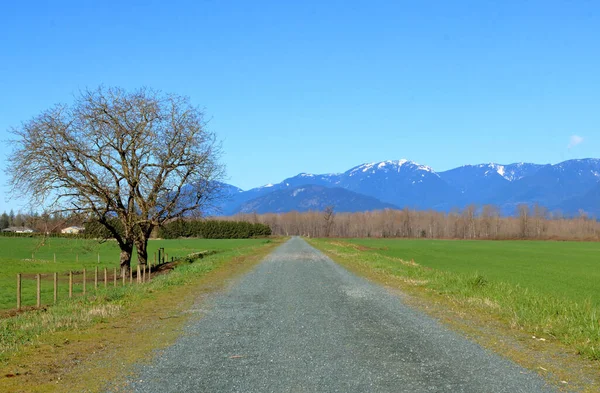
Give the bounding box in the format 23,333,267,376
6,86,223,273
517,204,530,239
323,206,335,237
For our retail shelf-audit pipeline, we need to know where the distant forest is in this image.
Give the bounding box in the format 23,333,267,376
227,205,600,240
3,203,600,241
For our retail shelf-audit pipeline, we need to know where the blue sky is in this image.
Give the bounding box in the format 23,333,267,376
1,0,599,211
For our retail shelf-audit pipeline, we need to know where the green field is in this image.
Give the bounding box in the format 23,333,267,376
0,237,268,310
342,238,600,305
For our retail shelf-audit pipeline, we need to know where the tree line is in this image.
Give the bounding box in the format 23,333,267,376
0,210,84,233
228,205,600,240
158,220,271,239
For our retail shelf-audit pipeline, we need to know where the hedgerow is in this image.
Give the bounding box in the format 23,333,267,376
158,220,271,239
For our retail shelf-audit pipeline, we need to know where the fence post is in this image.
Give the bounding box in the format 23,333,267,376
122,269,126,286
129,266,133,284
104,268,107,288
83,268,86,295
54,272,58,304
17,273,21,310
137,265,141,284
95,266,98,290
142,264,146,283
69,271,73,298
113,267,117,287
148,262,151,281
36,274,41,307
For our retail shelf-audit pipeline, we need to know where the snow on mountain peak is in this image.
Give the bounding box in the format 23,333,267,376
347,159,438,178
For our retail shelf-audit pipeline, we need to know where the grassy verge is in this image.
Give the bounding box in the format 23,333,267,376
0,238,283,393
309,238,600,392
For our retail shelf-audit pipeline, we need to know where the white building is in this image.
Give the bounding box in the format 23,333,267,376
1,226,34,233
61,226,85,234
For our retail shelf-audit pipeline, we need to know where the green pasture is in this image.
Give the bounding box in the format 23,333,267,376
0,237,267,310
343,238,600,305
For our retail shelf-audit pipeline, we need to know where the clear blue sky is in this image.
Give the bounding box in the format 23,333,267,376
1,0,599,211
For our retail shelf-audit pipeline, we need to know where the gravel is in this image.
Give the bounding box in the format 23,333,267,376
117,237,556,393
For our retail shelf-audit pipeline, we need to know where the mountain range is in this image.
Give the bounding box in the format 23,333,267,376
216,158,600,217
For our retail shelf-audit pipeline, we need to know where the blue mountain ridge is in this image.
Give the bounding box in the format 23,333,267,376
215,158,600,217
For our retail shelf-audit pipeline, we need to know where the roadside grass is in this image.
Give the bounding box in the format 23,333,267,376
0,237,282,392
309,238,600,362
341,238,600,306
0,237,267,310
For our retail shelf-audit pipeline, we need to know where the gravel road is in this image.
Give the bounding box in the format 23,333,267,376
119,237,556,393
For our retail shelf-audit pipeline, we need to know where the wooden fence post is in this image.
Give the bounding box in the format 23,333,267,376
17,274,21,310
36,274,41,307
53,272,58,304
83,268,86,295
142,264,146,283
95,266,98,290
113,267,117,287
137,265,141,284
129,266,133,284
104,268,107,288
69,271,73,298
122,269,126,286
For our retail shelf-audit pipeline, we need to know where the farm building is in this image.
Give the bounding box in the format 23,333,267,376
1,226,34,233
61,226,85,234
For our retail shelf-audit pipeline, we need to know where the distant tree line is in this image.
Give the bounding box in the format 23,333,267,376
0,212,272,240
158,220,271,239
228,204,600,240
0,210,84,233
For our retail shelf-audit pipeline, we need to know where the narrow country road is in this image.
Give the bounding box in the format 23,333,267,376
119,237,555,393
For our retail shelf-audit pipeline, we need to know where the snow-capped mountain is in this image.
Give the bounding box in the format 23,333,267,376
439,163,547,203
339,160,458,209
215,158,600,216
492,158,600,210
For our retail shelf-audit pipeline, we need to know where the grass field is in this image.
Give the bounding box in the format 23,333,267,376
0,237,268,310
342,238,600,306
310,238,600,361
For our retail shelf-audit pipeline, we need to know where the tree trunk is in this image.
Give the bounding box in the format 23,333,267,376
120,245,133,277
135,237,148,266
134,227,154,266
